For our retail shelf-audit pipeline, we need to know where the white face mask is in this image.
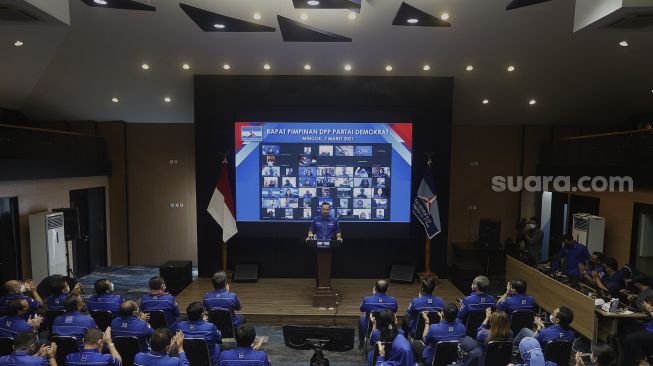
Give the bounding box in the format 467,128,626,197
549,314,557,324
528,224,536,229
19,284,26,293
109,283,114,292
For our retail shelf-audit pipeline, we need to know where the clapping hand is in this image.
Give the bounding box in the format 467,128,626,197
534,317,545,329
139,312,150,321
172,330,185,353
575,352,585,366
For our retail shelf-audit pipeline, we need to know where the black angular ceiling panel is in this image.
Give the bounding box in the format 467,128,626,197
277,16,352,42
81,0,156,11
392,2,451,27
506,0,553,10
179,3,276,32
292,0,361,10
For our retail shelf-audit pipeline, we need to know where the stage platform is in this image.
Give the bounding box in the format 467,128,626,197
176,278,463,325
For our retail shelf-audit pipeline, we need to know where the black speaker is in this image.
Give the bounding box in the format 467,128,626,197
477,218,501,249
233,264,258,283
159,260,192,295
53,208,81,241
389,265,415,284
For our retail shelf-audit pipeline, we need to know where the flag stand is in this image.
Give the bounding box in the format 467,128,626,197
418,237,437,280
221,240,233,279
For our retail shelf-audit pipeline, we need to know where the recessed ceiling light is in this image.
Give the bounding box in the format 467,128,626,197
182,63,190,70
507,65,516,72
385,65,393,72
214,24,226,29
307,0,320,6
223,64,231,70
344,64,352,71
529,99,537,105
111,97,119,103
482,99,489,105
253,13,261,20
300,13,308,20
423,65,431,71
13,40,23,47
93,0,108,5
348,12,356,20
619,40,629,47
466,65,474,71
164,97,172,103
141,63,150,70
263,64,271,70
407,18,419,24
441,12,450,21
304,64,311,70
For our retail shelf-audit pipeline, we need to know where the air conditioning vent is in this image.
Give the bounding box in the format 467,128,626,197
46,215,64,230
606,13,653,29
0,4,41,22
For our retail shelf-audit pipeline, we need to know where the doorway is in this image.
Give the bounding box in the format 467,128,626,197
0,197,21,284
70,187,107,276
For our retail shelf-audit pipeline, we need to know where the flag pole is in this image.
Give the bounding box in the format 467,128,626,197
219,153,233,279
418,154,438,281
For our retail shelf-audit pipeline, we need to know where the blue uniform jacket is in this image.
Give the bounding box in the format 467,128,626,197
0,315,33,338
140,293,180,331
535,324,575,345
45,293,68,311
422,319,466,365
87,293,125,315
558,243,590,277
370,333,414,366
66,349,121,365
497,294,536,316
0,351,49,366
133,351,189,366
309,215,340,240
405,295,444,334
52,311,97,348
217,347,271,366
111,316,154,351
359,293,399,332
458,292,496,321
0,294,40,316
177,320,221,365
602,271,626,298
202,289,244,326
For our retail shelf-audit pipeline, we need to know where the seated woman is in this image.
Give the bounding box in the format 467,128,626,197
509,337,557,366
457,308,512,366
368,309,415,366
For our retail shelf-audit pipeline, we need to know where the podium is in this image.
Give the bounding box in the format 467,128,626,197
307,239,340,308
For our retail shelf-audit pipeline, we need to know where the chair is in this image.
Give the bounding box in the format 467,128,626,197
143,310,167,330
370,341,392,366
114,336,141,366
544,340,572,366
485,341,512,366
414,311,441,341
91,310,114,331
0,337,14,356
45,310,65,335
362,310,382,361
465,311,486,338
510,311,535,336
183,338,211,366
432,340,460,366
52,336,79,366
208,309,235,339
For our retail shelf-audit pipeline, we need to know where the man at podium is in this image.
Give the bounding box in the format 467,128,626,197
306,202,343,242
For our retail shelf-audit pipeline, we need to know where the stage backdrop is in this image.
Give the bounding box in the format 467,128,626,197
195,76,452,278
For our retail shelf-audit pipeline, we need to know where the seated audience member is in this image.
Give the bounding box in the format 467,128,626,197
0,299,43,338
621,295,653,366
456,308,512,366
110,300,153,351
404,278,444,336
497,279,536,316
46,277,81,312
65,327,122,366
52,294,98,348
419,303,466,366
367,309,415,366
359,280,398,348
86,278,124,315
623,274,653,312
574,342,615,366
133,329,189,366
0,280,43,316
580,252,605,286
140,276,180,331
202,271,245,327
593,257,625,298
217,324,271,366
177,302,222,366
0,331,57,366
513,306,575,347
458,276,496,322
556,234,590,278
508,337,557,366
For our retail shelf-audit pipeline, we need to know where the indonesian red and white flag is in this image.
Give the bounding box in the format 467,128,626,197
207,163,238,242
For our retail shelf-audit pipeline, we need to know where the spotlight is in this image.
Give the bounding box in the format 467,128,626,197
407,18,419,24
304,64,311,70
529,99,536,105
141,63,150,70
423,65,431,71
466,65,474,71
507,65,515,72
253,13,261,20
619,40,629,47
441,12,450,21
182,64,190,70
111,97,119,103
93,0,108,4
264,64,271,70
223,64,231,70
214,24,226,29
482,99,489,105
14,40,23,47
164,97,172,103
348,12,356,20
344,64,352,71
307,0,320,5
385,65,393,72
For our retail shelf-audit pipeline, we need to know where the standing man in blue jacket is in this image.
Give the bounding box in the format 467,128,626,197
359,279,398,349
203,271,245,328
555,234,590,278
